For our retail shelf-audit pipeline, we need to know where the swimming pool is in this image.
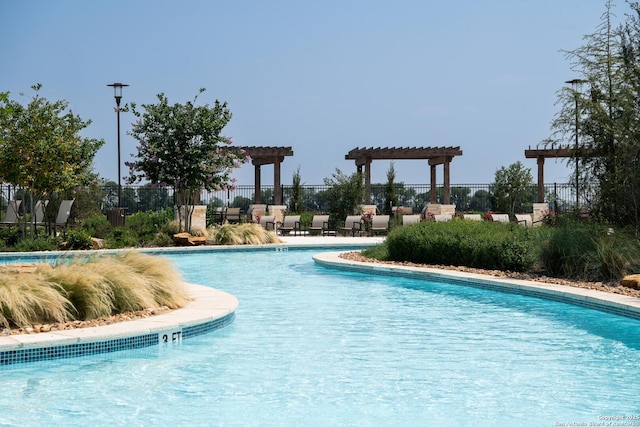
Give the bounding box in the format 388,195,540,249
1,247,639,426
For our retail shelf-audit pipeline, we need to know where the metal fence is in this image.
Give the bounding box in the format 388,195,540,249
0,182,582,217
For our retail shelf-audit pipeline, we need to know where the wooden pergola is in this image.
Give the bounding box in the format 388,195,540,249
524,146,593,203
345,146,463,204
238,146,294,204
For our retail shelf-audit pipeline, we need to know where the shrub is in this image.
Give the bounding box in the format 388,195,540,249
13,236,60,252
539,221,640,281
62,229,94,250
126,208,174,245
385,220,537,272
81,213,112,239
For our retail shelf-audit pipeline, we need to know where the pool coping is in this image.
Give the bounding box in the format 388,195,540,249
0,283,238,365
313,252,640,320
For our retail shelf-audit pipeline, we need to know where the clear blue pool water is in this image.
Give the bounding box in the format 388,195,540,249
1,247,639,426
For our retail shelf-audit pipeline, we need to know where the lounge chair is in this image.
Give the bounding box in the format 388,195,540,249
515,214,532,226
258,215,276,231
402,214,421,226
33,199,49,224
462,213,482,221
38,199,74,235
213,207,226,224
369,215,390,236
0,200,21,225
338,215,363,237
433,214,453,222
225,207,241,223
490,213,510,223
279,215,301,236
307,214,330,236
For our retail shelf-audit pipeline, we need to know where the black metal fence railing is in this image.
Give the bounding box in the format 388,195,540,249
0,182,586,217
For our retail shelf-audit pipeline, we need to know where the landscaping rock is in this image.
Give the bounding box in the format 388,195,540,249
621,274,640,290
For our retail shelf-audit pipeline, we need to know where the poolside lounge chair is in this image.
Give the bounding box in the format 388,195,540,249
515,214,532,226
433,214,453,222
307,214,330,236
402,214,421,226
225,207,241,223
33,200,49,224
259,215,276,231
279,215,301,236
0,200,21,225
38,199,74,235
462,213,482,221
338,215,363,237
490,213,510,223
213,207,226,224
369,215,390,236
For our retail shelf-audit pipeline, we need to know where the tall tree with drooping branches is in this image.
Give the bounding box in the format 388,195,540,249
126,88,247,232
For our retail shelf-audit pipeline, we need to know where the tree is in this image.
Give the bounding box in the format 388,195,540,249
323,169,364,228
288,167,304,213
545,1,640,229
126,88,247,232
0,85,104,234
490,161,533,216
383,162,398,215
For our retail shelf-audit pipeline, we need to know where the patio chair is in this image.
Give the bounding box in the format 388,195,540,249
259,215,276,231
402,214,421,226
462,213,482,221
515,214,532,226
369,214,390,236
433,214,453,222
490,213,510,223
225,207,241,223
38,199,74,236
338,215,363,237
213,207,226,224
307,214,330,236
33,199,49,224
279,215,301,236
0,200,21,225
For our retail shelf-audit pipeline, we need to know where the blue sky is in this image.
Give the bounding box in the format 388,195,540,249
0,0,619,186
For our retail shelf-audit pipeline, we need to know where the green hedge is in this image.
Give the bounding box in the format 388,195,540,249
385,220,537,272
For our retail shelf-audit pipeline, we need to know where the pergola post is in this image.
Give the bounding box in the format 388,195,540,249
430,163,437,204
254,164,262,203
536,156,545,203
274,157,282,205
443,157,451,204
364,158,371,203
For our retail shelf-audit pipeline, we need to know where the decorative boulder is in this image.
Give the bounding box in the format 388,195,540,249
620,274,640,289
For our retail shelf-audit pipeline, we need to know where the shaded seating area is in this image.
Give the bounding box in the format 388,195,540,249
338,215,363,237
307,215,330,236
369,215,390,236
279,215,301,236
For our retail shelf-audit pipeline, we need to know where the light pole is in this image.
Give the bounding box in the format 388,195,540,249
565,78,587,209
107,82,128,214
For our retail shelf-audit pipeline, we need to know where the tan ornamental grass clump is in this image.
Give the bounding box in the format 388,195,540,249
208,222,282,245
0,252,190,329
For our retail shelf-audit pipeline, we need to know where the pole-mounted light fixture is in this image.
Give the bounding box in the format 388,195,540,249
565,78,587,209
106,82,129,213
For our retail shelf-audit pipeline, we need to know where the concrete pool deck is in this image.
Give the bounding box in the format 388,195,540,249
2,234,640,364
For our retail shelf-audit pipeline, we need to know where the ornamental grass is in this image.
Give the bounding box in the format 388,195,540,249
0,252,190,329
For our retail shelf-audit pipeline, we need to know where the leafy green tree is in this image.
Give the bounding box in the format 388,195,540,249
323,169,364,228
490,161,534,216
126,88,247,232
0,85,103,234
383,162,398,215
